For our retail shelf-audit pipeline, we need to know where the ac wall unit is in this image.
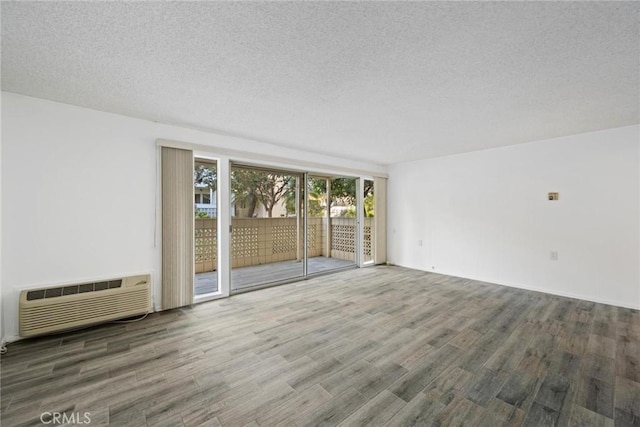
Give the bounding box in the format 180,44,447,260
19,274,151,337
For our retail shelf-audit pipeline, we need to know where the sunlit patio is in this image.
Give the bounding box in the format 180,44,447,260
195,256,354,294
194,215,373,295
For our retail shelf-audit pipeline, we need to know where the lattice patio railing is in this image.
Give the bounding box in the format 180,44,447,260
195,217,372,273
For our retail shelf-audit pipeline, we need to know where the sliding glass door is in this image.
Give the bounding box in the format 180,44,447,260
230,164,304,291
189,160,370,294
167,146,383,305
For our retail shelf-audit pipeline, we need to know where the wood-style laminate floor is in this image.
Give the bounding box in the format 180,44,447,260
1,266,639,427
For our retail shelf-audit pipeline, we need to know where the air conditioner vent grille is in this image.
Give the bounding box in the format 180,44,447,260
20,275,149,337
45,287,62,298
26,280,122,301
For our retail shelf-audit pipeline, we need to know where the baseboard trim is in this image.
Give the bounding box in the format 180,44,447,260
498,280,640,311
390,263,640,310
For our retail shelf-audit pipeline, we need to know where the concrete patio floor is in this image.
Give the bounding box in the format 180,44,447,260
195,256,355,295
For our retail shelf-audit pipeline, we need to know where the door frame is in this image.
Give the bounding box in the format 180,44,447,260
190,152,378,301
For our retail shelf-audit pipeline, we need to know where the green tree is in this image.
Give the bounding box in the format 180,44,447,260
290,178,326,217
197,167,373,218
231,168,295,218
344,207,356,218
254,173,295,218
194,164,217,218
309,178,374,214
231,169,260,217
364,194,374,217
194,164,217,192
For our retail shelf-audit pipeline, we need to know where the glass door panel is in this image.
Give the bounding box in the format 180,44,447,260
363,179,374,264
306,177,328,274
230,165,303,291
307,176,358,274
194,159,219,296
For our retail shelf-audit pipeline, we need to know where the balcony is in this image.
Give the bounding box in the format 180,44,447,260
195,216,373,294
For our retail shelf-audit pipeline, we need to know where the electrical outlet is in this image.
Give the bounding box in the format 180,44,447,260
550,251,558,261
418,240,423,247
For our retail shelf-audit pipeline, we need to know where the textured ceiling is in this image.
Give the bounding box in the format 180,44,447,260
2,2,639,165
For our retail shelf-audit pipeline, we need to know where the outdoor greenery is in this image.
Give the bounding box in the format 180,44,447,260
364,193,374,217
194,164,217,192
232,169,295,218
194,165,374,218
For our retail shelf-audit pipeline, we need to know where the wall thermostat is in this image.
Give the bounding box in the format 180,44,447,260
548,192,559,201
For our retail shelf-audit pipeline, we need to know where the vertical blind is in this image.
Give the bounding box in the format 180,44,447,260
161,147,194,309
374,177,387,265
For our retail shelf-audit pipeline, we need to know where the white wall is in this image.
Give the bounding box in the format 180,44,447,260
388,125,640,309
0,92,386,342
